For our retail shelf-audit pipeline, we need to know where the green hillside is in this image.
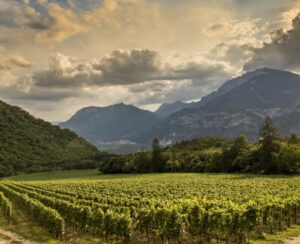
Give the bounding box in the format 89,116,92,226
0,100,106,177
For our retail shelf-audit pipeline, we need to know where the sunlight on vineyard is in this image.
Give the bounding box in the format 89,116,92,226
0,173,299,243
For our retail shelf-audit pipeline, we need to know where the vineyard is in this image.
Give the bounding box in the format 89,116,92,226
0,172,300,243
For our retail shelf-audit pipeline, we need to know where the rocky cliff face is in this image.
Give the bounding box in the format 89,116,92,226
155,101,193,118
60,68,300,147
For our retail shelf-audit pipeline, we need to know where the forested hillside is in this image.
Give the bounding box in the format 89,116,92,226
0,100,108,177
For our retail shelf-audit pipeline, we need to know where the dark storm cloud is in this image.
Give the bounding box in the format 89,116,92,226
2,49,231,102
33,49,230,89
28,19,53,30
32,49,162,88
170,61,229,80
0,85,82,101
244,12,300,71
92,49,162,85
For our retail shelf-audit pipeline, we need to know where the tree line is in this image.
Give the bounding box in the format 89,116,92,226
99,116,300,174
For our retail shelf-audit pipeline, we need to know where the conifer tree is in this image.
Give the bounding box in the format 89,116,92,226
259,116,280,174
288,134,298,145
152,138,165,172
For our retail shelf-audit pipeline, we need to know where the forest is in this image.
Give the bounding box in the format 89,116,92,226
99,117,300,175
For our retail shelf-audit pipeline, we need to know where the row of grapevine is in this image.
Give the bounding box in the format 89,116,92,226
0,184,64,240
15,183,157,210
10,183,161,215
27,176,299,205
4,183,132,241
6,182,300,243
134,197,300,243
0,192,12,224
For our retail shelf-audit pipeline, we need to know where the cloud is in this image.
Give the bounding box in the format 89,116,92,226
169,60,230,81
0,49,232,108
202,17,270,72
0,0,235,48
280,8,300,29
244,12,300,71
32,3,89,42
203,18,264,41
205,42,256,71
31,49,231,89
125,59,232,106
92,49,162,85
0,54,32,70
3,0,297,121
0,1,89,43
0,2,40,27
2,86,80,102
0,70,17,88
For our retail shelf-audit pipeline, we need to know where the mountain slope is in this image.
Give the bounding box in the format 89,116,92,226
155,101,193,117
196,68,300,111
137,68,300,144
60,103,162,143
0,100,102,177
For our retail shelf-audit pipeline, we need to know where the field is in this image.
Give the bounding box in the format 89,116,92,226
0,170,299,243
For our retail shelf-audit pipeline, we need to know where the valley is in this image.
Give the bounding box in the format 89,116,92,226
59,68,300,152
1,1,300,243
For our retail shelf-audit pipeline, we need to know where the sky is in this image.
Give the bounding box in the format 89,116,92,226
0,0,300,121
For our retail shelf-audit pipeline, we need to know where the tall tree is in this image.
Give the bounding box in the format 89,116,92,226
221,135,248,172
288,134,299,145
135,150,151,173
259,116,280,174
152,138,165,172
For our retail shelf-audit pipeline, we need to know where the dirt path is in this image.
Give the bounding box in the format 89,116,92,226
0,228,36,244
285,236,300,244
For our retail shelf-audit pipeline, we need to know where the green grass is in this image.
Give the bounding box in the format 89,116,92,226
3,169,299,183
2,169,103,182
1,169,159,183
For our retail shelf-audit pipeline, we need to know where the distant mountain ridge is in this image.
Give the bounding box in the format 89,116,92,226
60,103,162,143
195,68,300,111
155,101,193,117
60,68,300,150
136,68,300,143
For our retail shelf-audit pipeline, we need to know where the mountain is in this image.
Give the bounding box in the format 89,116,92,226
60,103,162,143
194,68,300,111
137,68,300,144
155,101,193,117
0,100,102,177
